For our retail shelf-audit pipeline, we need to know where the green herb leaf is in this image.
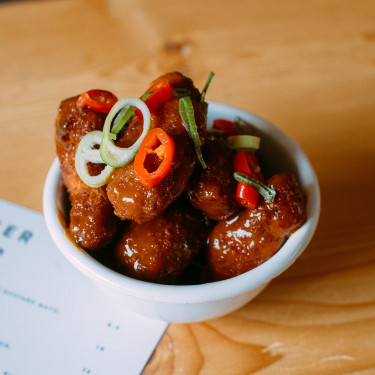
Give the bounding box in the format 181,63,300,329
179,96,207,169
111,105,135,135
141,92,153,100
201,71,215,103
233,172,276,203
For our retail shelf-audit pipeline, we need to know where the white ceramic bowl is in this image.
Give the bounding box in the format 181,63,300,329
43,102,320,323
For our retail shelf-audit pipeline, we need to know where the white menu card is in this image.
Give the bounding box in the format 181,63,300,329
0,199,167,375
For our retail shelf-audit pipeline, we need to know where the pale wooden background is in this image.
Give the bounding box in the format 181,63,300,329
1,0,375,374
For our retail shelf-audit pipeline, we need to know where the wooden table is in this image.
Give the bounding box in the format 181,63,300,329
1,0,374,373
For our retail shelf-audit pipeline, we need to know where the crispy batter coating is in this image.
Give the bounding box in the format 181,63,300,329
207,173,306,280
187,135,242,220
114,200,209,284
55,96,118,250
106,72,207,223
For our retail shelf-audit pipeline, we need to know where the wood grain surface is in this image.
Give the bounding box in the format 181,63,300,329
1,0,374,374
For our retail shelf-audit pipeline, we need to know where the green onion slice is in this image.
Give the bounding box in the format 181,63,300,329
179,96,207,169
233,172,276,203
173,88,192,97
75,130,114,188
100,97,151,168
227,135,260,151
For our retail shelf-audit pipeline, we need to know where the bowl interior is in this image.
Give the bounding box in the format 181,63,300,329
43,101,320,305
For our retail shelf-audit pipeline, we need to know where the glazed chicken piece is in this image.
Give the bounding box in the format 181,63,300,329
55,96,118,250
207,173,306,281
114,199,209,284
187,135,242,220
106,72,207,223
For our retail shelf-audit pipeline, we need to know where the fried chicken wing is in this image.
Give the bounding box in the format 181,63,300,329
187,135,242,220
55,96,118,250
106,72,207,223
207,173,306,280
114,200,209,284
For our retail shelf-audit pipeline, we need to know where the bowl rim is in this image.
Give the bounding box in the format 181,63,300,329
43,101,321,305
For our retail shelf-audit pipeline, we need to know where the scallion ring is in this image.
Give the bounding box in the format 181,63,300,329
100,97,151,168
227,135,260,151
75,130,114,188
233,172,276,203
179,96,207,169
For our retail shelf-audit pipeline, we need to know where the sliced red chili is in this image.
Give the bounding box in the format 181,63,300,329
76,89,118,113
233,150,264,209
235,182,259,209
233,150,263,181
233,150,253,176
135,79,174,119
212,119,237,137
247,151,264,181
134,127,175,187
